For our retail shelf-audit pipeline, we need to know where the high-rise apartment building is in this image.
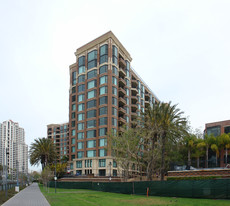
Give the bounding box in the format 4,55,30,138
0,120,28,174
47,123,69,161
67,31,159,176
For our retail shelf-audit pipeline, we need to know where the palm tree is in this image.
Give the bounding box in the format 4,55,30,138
211,139,219,167
144,101,187,181
29,137,57,170
184,134,196,168
203,134,216,168
217,133,230,165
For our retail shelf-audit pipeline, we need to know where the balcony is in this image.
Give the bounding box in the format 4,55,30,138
118,117,126,125
119,97,126,107
119,87,126,96
131,88,138,96
119,107,126,115
119,78,126,87
145,93,150,101
119,58,126,68
131,79,138,88
131,104,138,112
131,96,138,104
118,127,125,133
119,68,126,78
145,101,150,108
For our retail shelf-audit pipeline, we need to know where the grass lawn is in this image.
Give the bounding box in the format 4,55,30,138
39,185,230,206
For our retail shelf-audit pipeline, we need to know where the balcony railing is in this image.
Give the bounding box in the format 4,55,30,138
119,58,126,68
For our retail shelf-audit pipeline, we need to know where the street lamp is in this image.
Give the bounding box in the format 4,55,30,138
109,162,112,181
54,159,57,193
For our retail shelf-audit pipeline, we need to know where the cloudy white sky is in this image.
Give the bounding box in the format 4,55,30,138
1,0,229,171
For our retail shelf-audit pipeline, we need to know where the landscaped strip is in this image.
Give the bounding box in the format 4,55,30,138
39,184,230,206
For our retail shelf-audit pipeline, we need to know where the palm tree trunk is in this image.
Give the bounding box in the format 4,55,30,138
206,146,208,168
188,148,191,168
225,148,228,165
216,153,218,167
160,134,166,181
197,157,199,168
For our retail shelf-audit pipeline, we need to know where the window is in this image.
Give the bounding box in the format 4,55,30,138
112,66,118,76
88,50,97,69
99,86,107,95
85,159,92,168
99,96,107,105
87,140,96,148
87,80,97,89
99,149,106,157
112,87,117,96
99,159,106,167
126,97,129,105
112,128,117,135
72,86,76,93
87,69,97,79
99,138,107,147
207,126,221,137
112,45,118,65
126,88,129,96
99,65,108,74
225,126,230,134
79,66,85,74
78,75,85,83
87,120,96,128
72,129,76,136
87,150,96,157
71,112,75,119
77,132,84,140
77,151,84,158
113,160,117,167
77,142,84,149
112,118,117,126
72,104,76,111
72,121,75,127
78,84,85,93
87,110,96,118
78,94,85,102
77,123,84,130
87,100,97,109
126,79,130,87
112,97,117,106
70,163,73,169
99,75,108,85
78,103,85,112
99,107,107,116
76,161,82,168
87,90,96,99
99,128,107,137
78,56,85,67
72,71,77,85
71,138,75,144
78,113,85,121
71,146,75,152
112,107,117,116
112,77,117,85
99,117,107,126
126,60,130,77
87,130,96,138
72,95,76,102
100,44,108,64
71,155,75,161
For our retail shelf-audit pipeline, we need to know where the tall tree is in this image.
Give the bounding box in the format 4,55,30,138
203,134,216,168
29,137,57,170
217,133,230,165
184,134,196,168
144,101,187,181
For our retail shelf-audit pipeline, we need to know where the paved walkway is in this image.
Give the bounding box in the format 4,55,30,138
2,183,50,206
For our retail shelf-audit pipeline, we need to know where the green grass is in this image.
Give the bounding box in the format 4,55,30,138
39,185,230,206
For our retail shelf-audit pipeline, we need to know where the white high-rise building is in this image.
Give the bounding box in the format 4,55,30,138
0,120,28,175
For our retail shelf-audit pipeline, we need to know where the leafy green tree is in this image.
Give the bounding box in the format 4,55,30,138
50,162,67,178
203,134,216,168
29,137,57,170
194,138,205,168
211,138,219,167
184,134,196,168
217,133,230,165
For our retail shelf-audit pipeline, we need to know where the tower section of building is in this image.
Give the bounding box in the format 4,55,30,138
47,123,69,161
68,31,159,176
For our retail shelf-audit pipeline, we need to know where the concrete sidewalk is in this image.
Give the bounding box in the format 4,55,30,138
2,183,50,206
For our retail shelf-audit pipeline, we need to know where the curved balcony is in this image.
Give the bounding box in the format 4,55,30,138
119,68,126,78
119,58,126,68
131,79,138,88
119,107,126,115
119,97,126,107
131,88,138,96
119,78,126,87
131,96,138,104
119,87,126,96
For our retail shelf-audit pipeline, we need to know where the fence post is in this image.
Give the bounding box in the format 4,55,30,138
132,182,135,195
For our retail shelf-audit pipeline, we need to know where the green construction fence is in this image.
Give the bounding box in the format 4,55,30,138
49,179,230,199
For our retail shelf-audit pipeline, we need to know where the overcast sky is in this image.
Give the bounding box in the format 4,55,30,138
1,0,229,171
